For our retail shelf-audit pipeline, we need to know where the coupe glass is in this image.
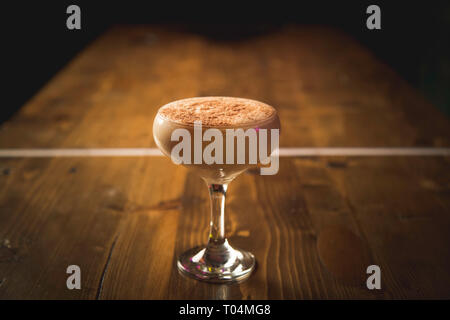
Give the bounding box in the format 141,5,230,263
153,98,280,283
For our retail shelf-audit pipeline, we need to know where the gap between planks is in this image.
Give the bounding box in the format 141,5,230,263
0,147,449,157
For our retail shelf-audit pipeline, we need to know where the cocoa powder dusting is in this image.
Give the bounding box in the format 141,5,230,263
157,97,276,126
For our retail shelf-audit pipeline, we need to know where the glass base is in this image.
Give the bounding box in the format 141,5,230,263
177,244,255,283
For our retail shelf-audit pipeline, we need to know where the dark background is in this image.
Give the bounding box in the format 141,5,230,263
1,1,449,124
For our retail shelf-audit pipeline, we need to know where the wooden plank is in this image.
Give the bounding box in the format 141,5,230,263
0,25,449,299
0,156,187,299
323,156,450,299
2,156,445,299
0,26,448,149
0,156,127,299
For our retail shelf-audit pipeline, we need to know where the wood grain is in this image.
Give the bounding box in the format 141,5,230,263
0,25,449,299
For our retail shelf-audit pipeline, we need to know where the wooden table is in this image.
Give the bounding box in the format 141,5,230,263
0,25,449,299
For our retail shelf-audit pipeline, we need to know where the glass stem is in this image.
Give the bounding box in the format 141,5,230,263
204,183,233,266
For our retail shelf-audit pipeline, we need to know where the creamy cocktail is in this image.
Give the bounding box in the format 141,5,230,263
153,97,280,282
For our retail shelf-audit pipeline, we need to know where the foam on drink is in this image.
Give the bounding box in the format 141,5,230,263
153,97,280,183
157,97,277,127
